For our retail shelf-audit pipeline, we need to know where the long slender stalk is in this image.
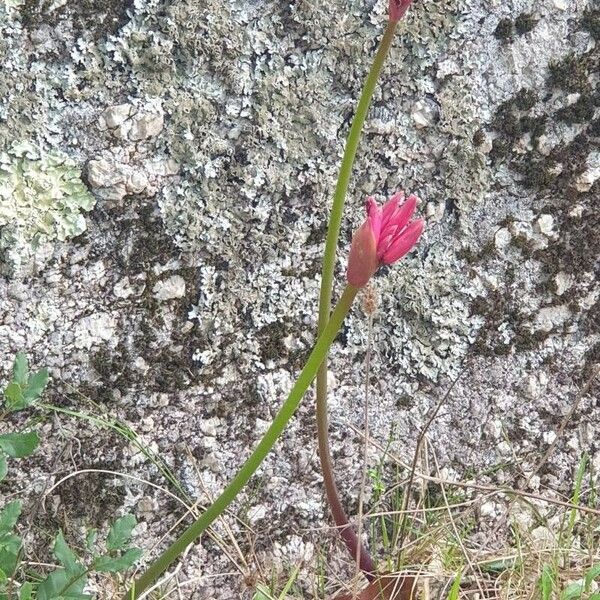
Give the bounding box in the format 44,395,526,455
316,21,397,578
125,286,358,600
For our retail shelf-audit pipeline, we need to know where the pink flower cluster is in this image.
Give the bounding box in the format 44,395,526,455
347,192,424,288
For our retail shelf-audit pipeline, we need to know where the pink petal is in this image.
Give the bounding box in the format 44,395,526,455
377,233,394,258
366,197,382,242
381,192,404,229
377,196,419,258
381,219,424,264
388,194,418,231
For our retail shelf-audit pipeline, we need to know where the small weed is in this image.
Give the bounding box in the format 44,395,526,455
0,354,142,599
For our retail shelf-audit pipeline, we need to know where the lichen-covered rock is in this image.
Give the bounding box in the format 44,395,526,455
1,0,598,597
0,142,95,274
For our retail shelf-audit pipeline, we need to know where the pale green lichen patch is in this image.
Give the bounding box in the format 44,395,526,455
0,142,95,273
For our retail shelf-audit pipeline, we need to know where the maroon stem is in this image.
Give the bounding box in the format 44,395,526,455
316,364,377,579
315,20,403,581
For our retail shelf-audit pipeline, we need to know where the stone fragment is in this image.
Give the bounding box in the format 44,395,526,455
411,99,438,128
480,501,498,518
113,276,136,299
509,220,533,241
494,227,511,250
199,418,220,437
523,372,548,399
575,152,600,193
533,305,571,333
554,271,573,296
86,158,124,189
531,526,556,550
247,504,268,525
535,214,555,237
99,104,134,130
536,135,553,156
152,275,186,300
130,112,164,141
425,201,445,222
127,171,149,194
486,419,503,439
74,313,117,349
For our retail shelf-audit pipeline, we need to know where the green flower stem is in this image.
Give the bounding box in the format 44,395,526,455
316,20,398,578
125,285,359,600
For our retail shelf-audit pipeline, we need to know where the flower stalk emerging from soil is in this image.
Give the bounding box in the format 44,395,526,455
127,4,419,596
125,286,359,600
316,3,416,580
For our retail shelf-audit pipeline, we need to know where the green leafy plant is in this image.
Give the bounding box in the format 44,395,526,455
537,563,600,600
0,352,48,599
33,517,141,600
0,353,47,479
0,501,23,594
1,353,143,599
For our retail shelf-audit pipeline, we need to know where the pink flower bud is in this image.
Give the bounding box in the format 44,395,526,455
346,192,424,288
389,0,413,22
347,218,379,288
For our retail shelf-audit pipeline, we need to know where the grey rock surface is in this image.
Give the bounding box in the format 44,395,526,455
1,0,598,597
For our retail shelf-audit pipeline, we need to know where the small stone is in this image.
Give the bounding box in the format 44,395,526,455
552,0,567,10
510,502,535,532
146,158,179,177
509,220,533,242
425,201,445,222
130,112,164,141
133,356,149,375
494,227,511,250
554,271,573,296
543,431,557,445
200,436,217,449
141,417,155,432
565,93,580,106
411,99,438,129
535,214,555,237
113,276,135,299
247,504,268,525
436,58,460,79
536,135,553,156
486,419,503,439
86,159,124,189
530,526,556,550
569,204,584,218
138,496,156,517
477,131,493,154
534,305,571,333
497,441,512,456
74,313,117,349
524,372,548,399
574,152,600,193
99,104,134,129
200,453,221,472
199,418,220,437
127,171,149,194
152,275,186,301
480,501,498,518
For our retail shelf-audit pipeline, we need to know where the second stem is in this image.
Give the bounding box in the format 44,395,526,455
316,21,397,579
